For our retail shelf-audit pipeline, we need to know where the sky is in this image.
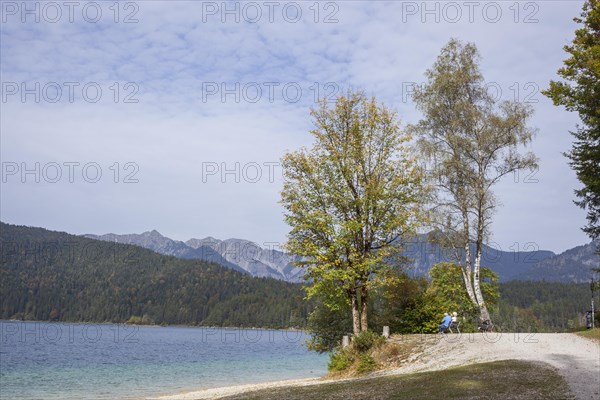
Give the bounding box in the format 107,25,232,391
0,0,591,254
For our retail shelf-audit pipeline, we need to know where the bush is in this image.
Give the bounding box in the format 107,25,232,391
127,315,143,324
328,348,353,372
352,330,385,353
306,301,352,353
327,331,386,375
356,353,377,374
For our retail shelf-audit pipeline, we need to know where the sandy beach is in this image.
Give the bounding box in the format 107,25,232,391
149,332,600,400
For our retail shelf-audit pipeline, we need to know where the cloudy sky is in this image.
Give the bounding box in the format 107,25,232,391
0,0,590,254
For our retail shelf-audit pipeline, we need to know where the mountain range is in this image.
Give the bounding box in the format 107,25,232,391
85,231,305,282
85,230,599,283
515,241,599,282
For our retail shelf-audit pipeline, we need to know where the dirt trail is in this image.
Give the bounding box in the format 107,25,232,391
384,333,600,400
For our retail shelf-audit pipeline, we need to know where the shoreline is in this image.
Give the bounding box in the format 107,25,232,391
147,332,600,400
0,319,308,333
147,376,334,400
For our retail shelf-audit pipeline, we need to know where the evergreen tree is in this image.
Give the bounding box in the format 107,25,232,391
543,0,600,240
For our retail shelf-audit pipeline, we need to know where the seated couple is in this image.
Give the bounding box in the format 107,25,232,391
438,312,458,333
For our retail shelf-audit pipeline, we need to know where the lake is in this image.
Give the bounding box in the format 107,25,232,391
0,321,328,399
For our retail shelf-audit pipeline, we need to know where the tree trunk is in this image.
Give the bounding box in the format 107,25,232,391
360,286,368,332
473,185,492,324
472,247,484,306
462,242,477,304
474,247,491,323
351,290,361,335
461,213,477,305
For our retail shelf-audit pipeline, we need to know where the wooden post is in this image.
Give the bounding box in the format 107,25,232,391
342,335,350,348
383,326,390,339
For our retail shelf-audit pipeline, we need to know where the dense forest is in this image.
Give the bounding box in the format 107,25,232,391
495,280,596,332
1,223,596,332
0,223,310,328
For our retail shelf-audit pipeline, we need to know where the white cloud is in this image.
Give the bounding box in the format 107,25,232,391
0,0,590,252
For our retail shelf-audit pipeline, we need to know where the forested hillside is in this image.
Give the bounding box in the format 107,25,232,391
495,281,597,331
0,223,309,328
514,241,599,283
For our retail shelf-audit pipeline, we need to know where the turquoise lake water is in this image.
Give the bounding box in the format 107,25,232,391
0,321,328,399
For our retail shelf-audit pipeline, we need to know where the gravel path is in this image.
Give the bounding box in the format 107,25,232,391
151,333,599,400
382,333,600,400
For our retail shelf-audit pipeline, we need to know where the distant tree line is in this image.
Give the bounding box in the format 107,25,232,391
495,280,599,332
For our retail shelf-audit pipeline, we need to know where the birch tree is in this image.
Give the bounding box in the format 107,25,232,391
281,91,425,335
410,39,538,323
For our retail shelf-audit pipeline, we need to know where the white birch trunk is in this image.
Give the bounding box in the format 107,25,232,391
461,215,477,305
474,184,491,324
462,240,477,304
474,247,491,322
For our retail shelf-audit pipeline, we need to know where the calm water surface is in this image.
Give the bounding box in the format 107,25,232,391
0,321,328,399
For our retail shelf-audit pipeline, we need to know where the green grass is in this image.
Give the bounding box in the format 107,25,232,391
219,360,573,400
575,328,600,342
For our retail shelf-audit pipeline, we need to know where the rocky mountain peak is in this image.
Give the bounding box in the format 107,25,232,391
84,229,595,284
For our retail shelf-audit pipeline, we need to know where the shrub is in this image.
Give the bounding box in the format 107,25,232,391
327,331,386,375
356,353,377,374
328,348,353,372
127,315,143,324
352,330,385,353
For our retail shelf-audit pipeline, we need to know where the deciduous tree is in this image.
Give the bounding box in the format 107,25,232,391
410,39,537,324
281,91,425,335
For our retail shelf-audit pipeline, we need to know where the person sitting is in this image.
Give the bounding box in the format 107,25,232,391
438,312,452,333
449,312,460,333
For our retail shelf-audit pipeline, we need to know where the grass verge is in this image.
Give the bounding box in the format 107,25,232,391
575,327,600,342
219,360,573,400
